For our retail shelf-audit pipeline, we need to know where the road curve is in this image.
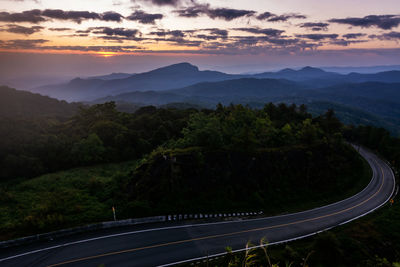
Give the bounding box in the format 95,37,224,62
0,146,395,267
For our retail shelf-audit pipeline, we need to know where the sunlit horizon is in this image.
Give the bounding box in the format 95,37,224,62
0,0,399,82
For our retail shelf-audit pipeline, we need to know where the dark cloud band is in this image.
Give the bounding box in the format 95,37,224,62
127,11,163,24
299,22,329,31
257,12,306,22
234,28,285,37
329,15,400,30
0,9,124,23
1,24,43,35
296,33,338,40
175,4,255,21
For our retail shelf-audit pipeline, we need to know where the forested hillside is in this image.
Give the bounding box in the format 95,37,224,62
0,86,80,118
0,102,374,240
128,104,369,215
0,102,196,180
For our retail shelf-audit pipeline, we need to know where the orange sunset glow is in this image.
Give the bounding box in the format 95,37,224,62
0,0,399,78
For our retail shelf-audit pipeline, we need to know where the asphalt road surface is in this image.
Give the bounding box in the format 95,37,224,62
0,146,395,267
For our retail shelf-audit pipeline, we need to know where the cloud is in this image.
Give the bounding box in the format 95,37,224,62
0,10,45,23
76,29,91,34
330,39,367,46
150,29,186,37
48,27,72,31
127,10,163,24
150,28,228,41
267,13,306,22
256,12,274,20
41,9,100,23
151,0,180,5
299,22,329,31
382,31,400,39
0,9,124,24
296,33,338,40
329,15,400,30
175,4,255,21
371,31,400,40
0,42,143,52
174,4,204,18
267,38,300,46
1,24,43,35
101,11,124,22
0,34,318,55
0,39,49,49
228,35,302,48
234,28,285,37
194,34,220,40
342,33,366,39
40,45,143,52
91,27,141,38
132,0,182,6
257,12,306,22
197,36,316,55
207,28,228,38
208,8,255,21
165,38,203,47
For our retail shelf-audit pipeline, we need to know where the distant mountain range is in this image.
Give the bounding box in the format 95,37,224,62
32,63,240,101
97,78,400,118
30,62,400,102
17,62,400,135
321,65,400,74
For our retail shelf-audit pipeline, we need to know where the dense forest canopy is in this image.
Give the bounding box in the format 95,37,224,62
127,103,367,215
1,95,399,182
0,101,196,180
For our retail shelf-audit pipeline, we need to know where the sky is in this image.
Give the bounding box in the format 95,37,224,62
0,0,399,84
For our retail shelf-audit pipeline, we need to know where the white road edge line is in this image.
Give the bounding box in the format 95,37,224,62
158,158,396,267
0,215,343,263
0,149,394,264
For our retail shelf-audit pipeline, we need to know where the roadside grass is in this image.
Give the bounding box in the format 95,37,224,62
0,160,138,241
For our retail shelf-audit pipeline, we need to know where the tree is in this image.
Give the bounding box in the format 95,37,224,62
179,113,224,149
298,118,321,144
71,133,105,165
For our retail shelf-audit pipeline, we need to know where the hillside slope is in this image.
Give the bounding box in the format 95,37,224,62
0,86,80,118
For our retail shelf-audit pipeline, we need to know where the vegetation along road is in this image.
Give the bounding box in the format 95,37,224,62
0,146,395,267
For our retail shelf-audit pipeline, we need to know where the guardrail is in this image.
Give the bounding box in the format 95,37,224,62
0,216,165,249
0,212,263,249
167,212,263,221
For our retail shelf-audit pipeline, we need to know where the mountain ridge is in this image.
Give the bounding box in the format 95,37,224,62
30,62,400,102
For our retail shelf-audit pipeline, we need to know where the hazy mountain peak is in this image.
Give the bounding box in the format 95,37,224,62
68,77,83,84
300,66,326,73
278,68,296,73
87,72,134,80
150,62,199,74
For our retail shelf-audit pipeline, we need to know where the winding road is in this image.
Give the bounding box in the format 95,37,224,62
0,146,395,267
